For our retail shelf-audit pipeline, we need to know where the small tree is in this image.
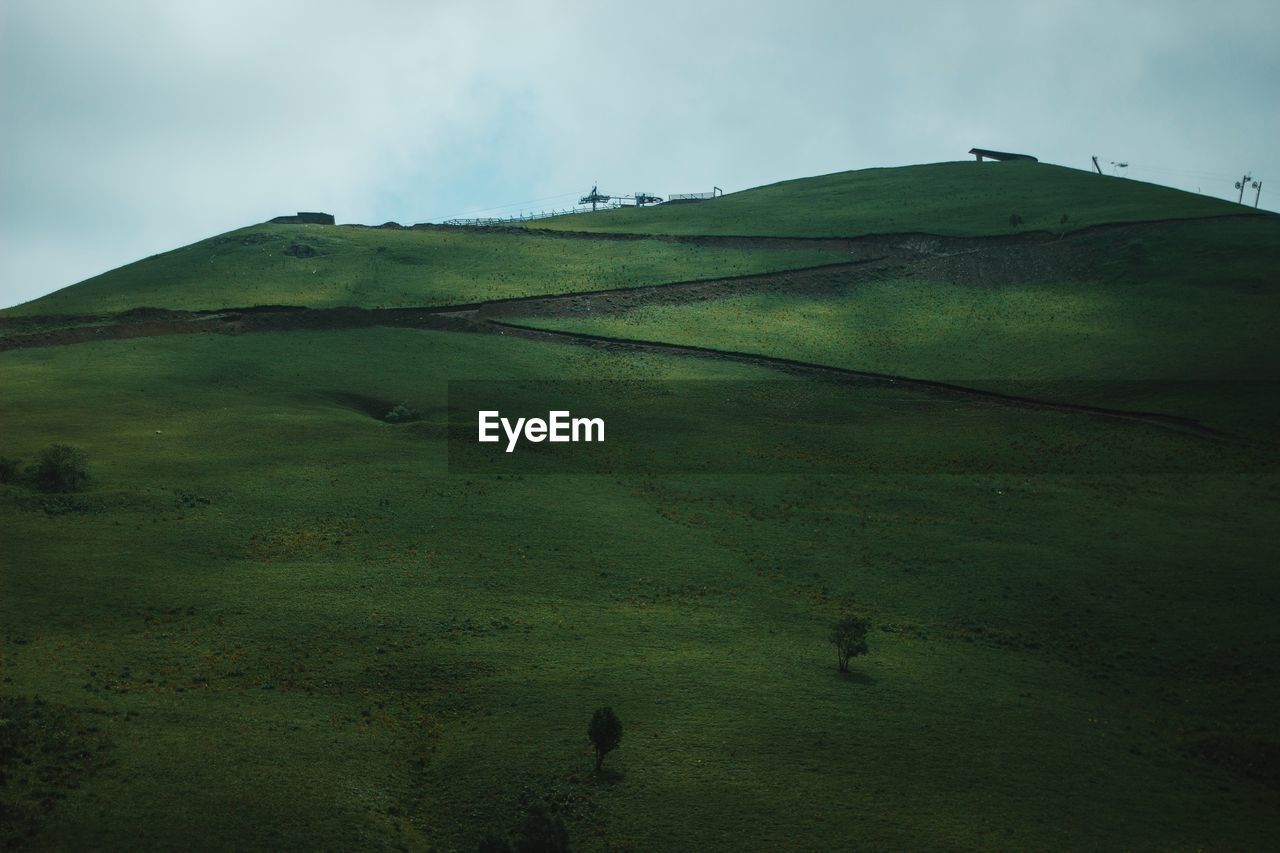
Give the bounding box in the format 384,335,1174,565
830,614,870,673
0,457,22,484
512,800,568,853
29,444,89,493
587,707,622,771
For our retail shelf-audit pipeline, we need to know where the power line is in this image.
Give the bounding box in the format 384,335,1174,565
443,191,580,218
1123,163,1242,181
1092,154,1245,182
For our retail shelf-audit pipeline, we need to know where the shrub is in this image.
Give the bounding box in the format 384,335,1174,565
28,444,89,493
1008,213,1024,228
0,457,21,484
587,707,622,770
830,614,870,673
383,402,418,423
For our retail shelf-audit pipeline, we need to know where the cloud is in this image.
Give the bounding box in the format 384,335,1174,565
2,0,1276,308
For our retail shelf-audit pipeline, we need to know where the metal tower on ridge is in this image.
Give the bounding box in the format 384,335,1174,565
579,184,611,212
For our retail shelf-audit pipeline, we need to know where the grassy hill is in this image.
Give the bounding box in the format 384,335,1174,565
523,217,1280,436
2,162,1278,850
4,328,1276,850
4,225,843,316
526,161,1251,238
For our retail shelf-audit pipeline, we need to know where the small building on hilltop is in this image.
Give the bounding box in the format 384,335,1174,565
269,211,335,225
969,148,1038,163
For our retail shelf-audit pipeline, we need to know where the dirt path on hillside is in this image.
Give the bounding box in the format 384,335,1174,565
2,217,1261,440
466,259,896,319
6,213,1264,346
0,227,1093,351
0,258,883,353
0,305,480,352
475,319,1231,441
0,298,1229,440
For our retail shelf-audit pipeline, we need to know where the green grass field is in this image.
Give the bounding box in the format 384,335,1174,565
527,161,1249,238
525,217,1280,436
3,225,843,316
2,164,1278,851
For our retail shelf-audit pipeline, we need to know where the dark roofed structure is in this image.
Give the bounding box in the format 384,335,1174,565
969,148,1038,163
269,211,335,225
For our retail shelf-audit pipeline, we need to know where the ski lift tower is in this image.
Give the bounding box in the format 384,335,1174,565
579,184,612,212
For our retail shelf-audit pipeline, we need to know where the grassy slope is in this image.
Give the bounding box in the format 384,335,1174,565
2,162,1279,850
3,225,843,316
2,329,1277,850
527,218,1280,434
527,161,1250,237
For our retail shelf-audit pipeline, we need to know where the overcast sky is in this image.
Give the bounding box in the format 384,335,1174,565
2,0,1276,309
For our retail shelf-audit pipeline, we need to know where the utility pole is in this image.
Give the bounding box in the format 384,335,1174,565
1253,180,1263,208
1235,173,1252,204
1091,156,1103,175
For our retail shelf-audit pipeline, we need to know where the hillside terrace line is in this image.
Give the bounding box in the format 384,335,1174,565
3,217,1265,443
